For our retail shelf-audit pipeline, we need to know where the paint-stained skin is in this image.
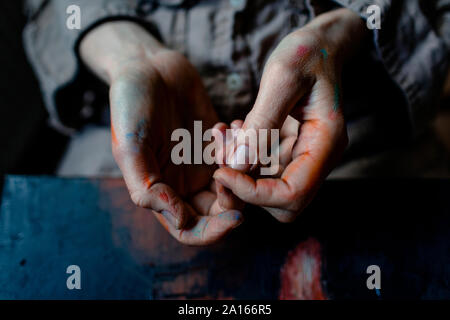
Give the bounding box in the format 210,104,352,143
319,48,340,114
125,119,148,153
111,125,118,146
144,176,154,190
296,45,310,58
193,219,207,238
320,48,328,60
159,192,169,203
217,211,241,222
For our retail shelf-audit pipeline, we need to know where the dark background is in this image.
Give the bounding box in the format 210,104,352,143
0,1,68,176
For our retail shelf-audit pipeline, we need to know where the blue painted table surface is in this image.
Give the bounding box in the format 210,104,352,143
0,176,449,299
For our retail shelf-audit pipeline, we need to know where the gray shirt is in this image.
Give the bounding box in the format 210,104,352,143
23,0,450,158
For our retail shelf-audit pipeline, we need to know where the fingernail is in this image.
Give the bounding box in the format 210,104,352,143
230,145,249,170
161,210,179,229
218,210,243,228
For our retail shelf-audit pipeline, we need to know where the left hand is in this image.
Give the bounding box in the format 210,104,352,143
213,9,367,222
80,21,244,245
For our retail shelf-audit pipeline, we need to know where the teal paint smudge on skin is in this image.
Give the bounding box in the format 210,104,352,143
193,225,201,238
193,219,207,238
218,211,241,222
125,119,148,153
320,49,328,60
333,84,340,112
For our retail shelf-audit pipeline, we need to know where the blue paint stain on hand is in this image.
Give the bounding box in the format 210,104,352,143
193,219,207,238
218,211,241,222
125,120,149,153
320,49,328,60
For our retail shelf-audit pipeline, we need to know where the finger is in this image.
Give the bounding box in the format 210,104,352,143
212,122,247,171
271,134,297,170
262,207,296,223
209,180,245,213
280,115,300,139
214,168,292,208
255,116,298,177
212,122,229,167
214,120,344,219
214,168,307,222
189,190,217,216
230,55,312,171
154,209,243,246
230,119,244,129
191,181,244,216
213,182,245,213
244,57,311,133
214,119,340,205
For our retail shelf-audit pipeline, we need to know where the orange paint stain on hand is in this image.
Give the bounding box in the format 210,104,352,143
111,125,118,146
159,192,169,203
143,176,155,190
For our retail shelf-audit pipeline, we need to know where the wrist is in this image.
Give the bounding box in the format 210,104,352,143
80,21,166,84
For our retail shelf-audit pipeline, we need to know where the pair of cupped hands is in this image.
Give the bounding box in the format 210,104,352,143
80,9,366,245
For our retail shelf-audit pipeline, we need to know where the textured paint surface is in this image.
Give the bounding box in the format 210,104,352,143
1,177,449,299
279,238,326,300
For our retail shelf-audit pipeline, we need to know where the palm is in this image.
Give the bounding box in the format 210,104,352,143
152,51,218,197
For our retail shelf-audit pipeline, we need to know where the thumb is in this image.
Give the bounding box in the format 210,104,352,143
111,124,190,230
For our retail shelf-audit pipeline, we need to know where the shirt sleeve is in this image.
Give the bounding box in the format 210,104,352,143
22,0,161,134
332,0,450,137
436,0,450,48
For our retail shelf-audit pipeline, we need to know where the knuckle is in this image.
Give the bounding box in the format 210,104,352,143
130,190,149,208
169,196,183,213
268,58,295,78
285,189,302,202
247,110,278,131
